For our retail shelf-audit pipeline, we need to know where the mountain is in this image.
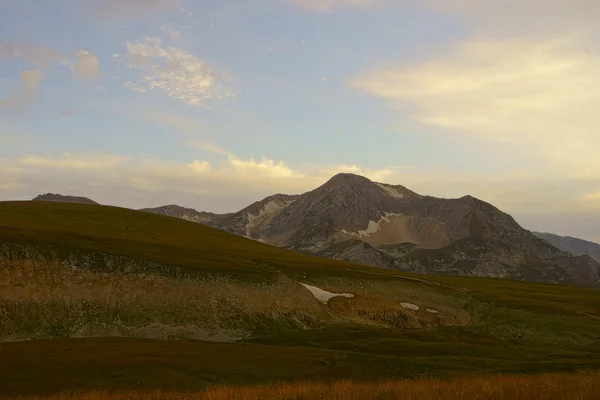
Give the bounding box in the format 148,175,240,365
534,232,600,262
144,173,600,286
32,193,99,205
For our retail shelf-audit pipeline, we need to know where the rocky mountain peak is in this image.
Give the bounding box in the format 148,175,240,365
325,172,373,186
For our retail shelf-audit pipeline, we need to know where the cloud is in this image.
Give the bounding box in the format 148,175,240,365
1,151,599,239
117,37,235,106
426,0,600,33
289,0,382,12
74,51,101,79
87,0,181,19
0,43,102,111
191,141,231,156
160,24,181,38
0,70,44,111
351,35,600,177
124,81,147,92
126,108,228,152
0,42,61,66
0,152,412,206
20,70,44,94
59,109,74,116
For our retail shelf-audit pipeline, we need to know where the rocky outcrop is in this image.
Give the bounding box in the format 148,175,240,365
139,205,219,224
32,193,98,205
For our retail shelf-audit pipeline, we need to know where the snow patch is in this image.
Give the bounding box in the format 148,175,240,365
426,308,440,314
400,302,420,311
299,283,354,304
376,183,406,199
341,212,403,238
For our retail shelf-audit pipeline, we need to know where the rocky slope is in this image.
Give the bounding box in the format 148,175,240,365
138,204,219,224
141,173,600,286
141,194,299,238
32,193,98,205
534,232,600,262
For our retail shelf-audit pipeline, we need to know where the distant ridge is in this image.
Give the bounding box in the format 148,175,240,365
534,232,600,262
32,193,99,205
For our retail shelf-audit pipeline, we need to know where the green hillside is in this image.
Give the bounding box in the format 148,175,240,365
0,201,410,280
1,201,600,396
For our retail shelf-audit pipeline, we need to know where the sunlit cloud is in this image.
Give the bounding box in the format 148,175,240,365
74,50,101,79
116,37,236,106
352,35,600,177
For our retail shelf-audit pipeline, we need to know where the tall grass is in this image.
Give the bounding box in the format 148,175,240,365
9,373,600,400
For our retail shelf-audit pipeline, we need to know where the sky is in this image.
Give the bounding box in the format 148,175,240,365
1,0,599,242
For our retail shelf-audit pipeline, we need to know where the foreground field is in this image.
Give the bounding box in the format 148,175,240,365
6,373,600,400
1,336,599,396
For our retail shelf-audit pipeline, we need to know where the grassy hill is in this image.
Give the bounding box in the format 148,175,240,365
1,201,600,396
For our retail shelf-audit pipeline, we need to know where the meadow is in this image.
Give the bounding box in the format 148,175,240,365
4,373,600,400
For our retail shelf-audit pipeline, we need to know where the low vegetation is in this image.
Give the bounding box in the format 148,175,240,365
6,373,600,400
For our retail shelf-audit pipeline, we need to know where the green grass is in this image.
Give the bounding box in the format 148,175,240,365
0,201,412,282
1,333,599,396
1,201,600,396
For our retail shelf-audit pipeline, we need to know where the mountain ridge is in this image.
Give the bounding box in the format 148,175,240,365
28,173,600,286
533,232,600,262
139,173,599,286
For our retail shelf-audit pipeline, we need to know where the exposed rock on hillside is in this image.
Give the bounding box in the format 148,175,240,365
32,193,98,205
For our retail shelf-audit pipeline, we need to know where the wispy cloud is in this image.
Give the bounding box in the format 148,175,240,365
124,81,147,92
426,0,600,33
1,42,104,112
160,24,181,38
0,42,61,66
86,0,181,19
4,151,598,214
352,35,600,177
116,37,236,106
289,0,383,12
0,70,45,111
123,108,231,156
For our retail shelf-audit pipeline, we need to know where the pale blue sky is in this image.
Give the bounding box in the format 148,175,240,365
1,0,599,242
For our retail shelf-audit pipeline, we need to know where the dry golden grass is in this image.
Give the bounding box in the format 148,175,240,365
10,373,600,400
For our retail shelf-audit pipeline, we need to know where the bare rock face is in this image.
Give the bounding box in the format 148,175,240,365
142,173,600,286
139,205,218,224
32,193,99,205
534,232,600,263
